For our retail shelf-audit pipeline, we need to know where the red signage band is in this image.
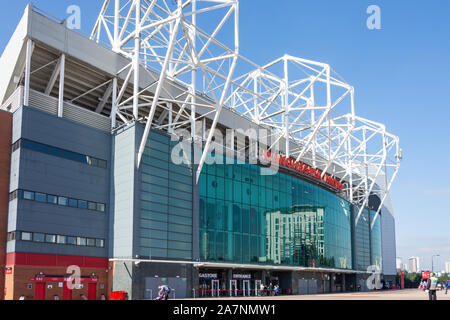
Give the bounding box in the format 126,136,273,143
263,150,343,191
30,277,98,283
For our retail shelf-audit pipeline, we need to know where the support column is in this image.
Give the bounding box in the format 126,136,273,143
133,0,141,120
23,39,33,106
283,57,289,158
342,274,346,292
58,54,66,118
111,77,118,128
168,103,173,134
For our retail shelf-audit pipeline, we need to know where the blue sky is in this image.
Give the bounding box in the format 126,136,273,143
1,0,449,272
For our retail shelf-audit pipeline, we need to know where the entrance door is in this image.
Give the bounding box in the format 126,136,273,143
243,280,250,297
63,282,73,300
229,280,237,297
35,282,46,300
255,280,262,296
211,280,220,297
88,283,97,300
308,279,318,294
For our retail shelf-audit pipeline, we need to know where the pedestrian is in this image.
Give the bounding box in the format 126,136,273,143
155,285,170,300
445,280,450,295
269,283,273,296
273,284,280,296
426,273,439,301
101,294,106,300
259,283,265,297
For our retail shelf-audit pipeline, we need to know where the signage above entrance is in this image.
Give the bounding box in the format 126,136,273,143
199,273,218,279
263,150,343,191
232,274,251,279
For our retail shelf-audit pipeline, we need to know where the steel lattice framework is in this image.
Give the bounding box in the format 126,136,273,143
91,0,401,228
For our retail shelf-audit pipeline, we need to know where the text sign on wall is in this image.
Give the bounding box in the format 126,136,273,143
199,273,218,279
263,150,343,191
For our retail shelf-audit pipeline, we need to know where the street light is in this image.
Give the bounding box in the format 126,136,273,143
431,255,440,273
397,257,403,270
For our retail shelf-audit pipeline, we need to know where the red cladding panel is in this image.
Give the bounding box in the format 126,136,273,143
6,253,108,269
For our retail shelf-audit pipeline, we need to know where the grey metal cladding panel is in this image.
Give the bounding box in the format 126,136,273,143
16,200,107,238
29,10,129,76
112,126,137,258
9,150,20,192
7,200,18,232
12,107,23,143
19,149,109,202
6,240,16,254
381,207,397,276
20,106,111,160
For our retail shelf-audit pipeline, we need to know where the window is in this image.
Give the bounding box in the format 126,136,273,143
69,199,78,208
9,190,19,201
76,237,86,246
21,232,32,241
67,237,77,245
88,202,97,210
47,195,58,205
33,233,45,242
98,160,107,169
12,140,20,152
87,238,96,247
13,189,105,214
90,158,99,167
96,203,105,212
58,196,68,206
45,234,56,243
20,139,107,169
7,232,16,241
57,235,66,244
96,239,105,248
35,193,47,203
78,200,87,209
23,191,35,201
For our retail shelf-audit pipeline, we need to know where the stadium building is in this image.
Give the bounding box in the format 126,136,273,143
0,2,401,300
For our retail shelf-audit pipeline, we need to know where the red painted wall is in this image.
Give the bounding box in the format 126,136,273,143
6,253,108,269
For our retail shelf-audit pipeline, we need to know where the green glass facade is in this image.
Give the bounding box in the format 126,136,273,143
136,131,383,274
199,154,353,270
354,208,371,271
371,211,382,270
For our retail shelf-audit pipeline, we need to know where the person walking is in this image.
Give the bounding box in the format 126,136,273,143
445,280,450,295
273,284,280,296
156,285,171,300
426,273,439,300
259,283,265,297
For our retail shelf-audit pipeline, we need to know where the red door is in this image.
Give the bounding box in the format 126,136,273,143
88,283,97,300
35,282,46,300
63,282,73,300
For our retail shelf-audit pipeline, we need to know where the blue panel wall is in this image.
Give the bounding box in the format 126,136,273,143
7,106,110,257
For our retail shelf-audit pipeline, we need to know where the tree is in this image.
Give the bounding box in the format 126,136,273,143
438,273,449,284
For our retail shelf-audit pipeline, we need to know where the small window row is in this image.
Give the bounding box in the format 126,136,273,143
12,139,107,169
9,189,106,213
7,231,105,248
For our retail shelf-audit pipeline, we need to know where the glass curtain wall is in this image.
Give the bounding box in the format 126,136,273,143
199,154,352,270
370,211,382,270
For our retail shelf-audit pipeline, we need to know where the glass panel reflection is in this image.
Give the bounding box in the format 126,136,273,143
199,155,353,270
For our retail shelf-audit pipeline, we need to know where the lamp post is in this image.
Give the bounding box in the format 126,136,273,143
431,254,440,273
396,256,403,271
